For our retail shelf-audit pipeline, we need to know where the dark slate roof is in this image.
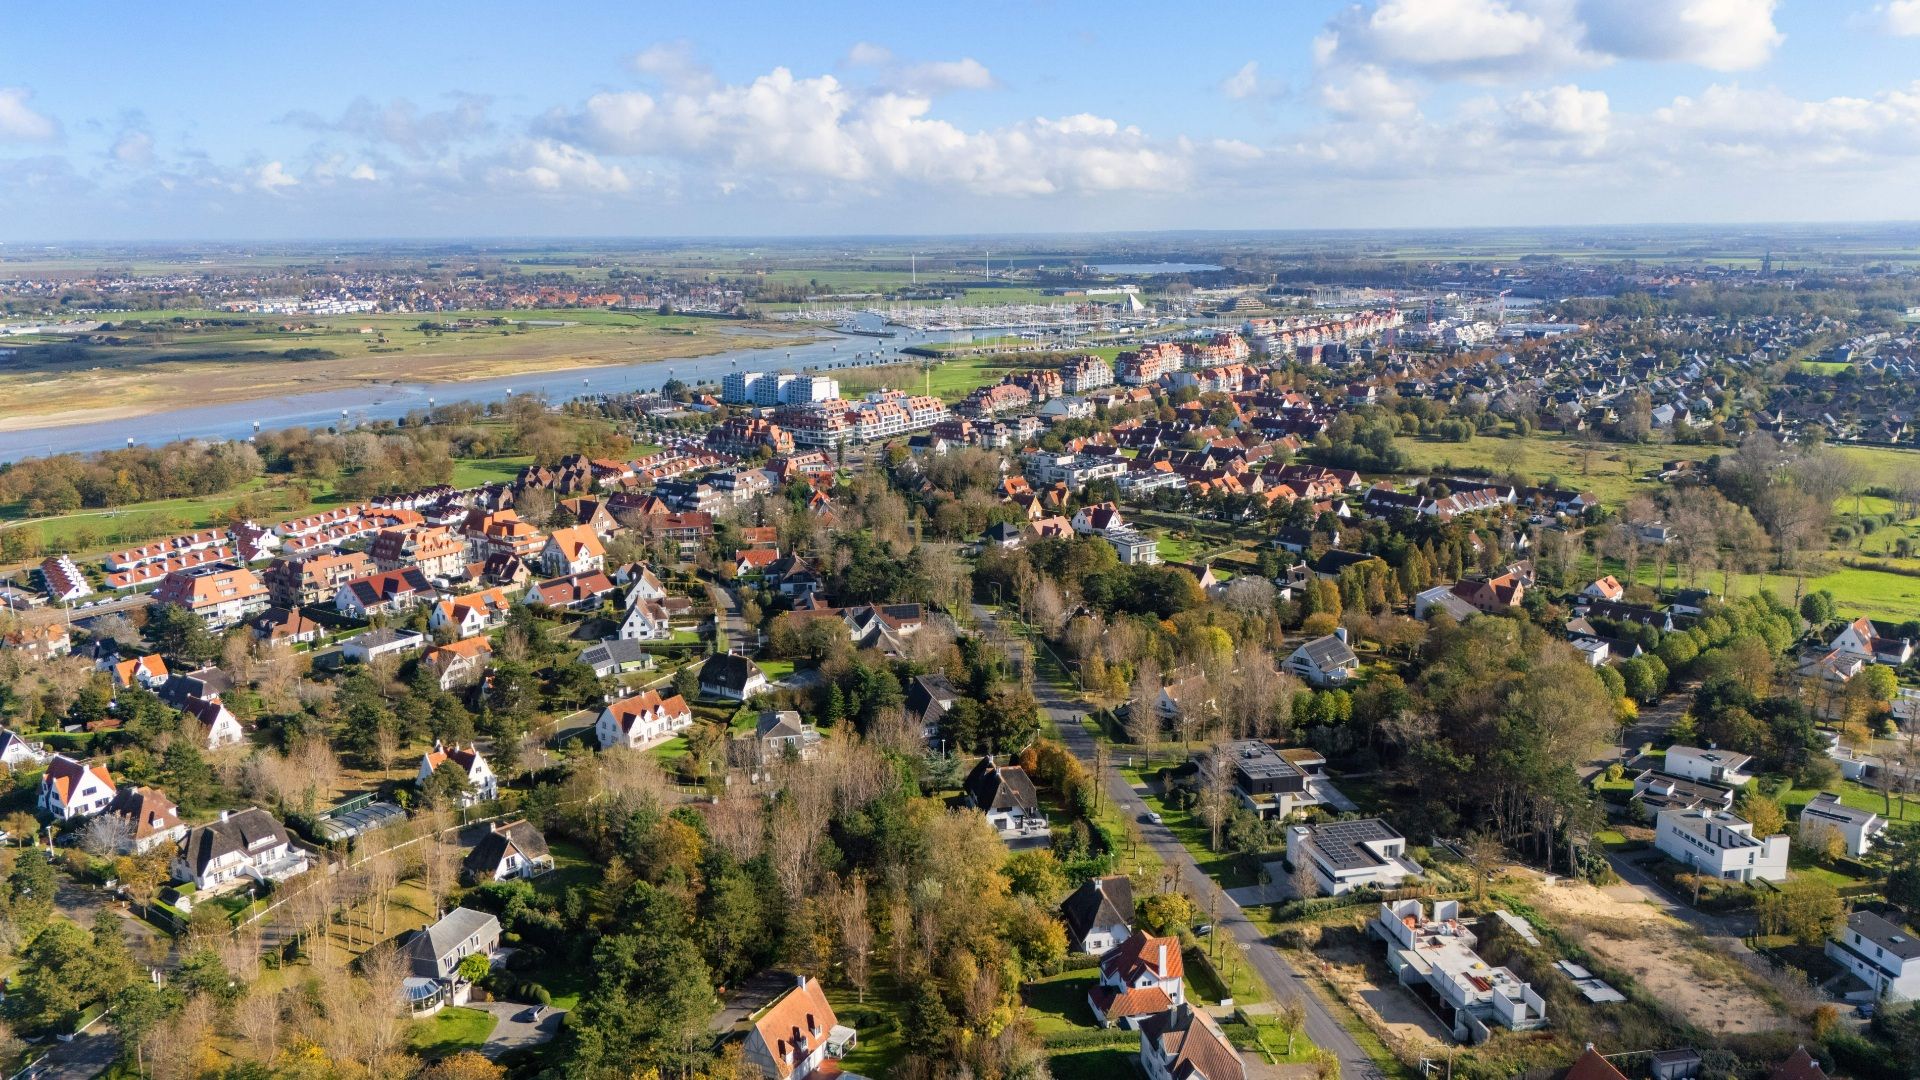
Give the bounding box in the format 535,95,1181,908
699,652,763,693
179,808,289,877
462,820,549,879
1061,874,1133,943
964,755,1039,814
1294,633,1357,670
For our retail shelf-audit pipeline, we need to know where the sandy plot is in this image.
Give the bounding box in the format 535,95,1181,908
1524,879,1787,1035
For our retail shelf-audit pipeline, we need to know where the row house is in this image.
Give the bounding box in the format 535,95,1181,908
39,555,92,603
273,507,363,542
529,570,619,611
1007,369,1064,402
264,551,375,607
152,566,270,628
104,528,228,572
105,545,236,590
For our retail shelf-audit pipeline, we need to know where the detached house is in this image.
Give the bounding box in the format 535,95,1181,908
1061,874,1135,956
596,689,694,750
1663,745,1754,787
1090,930,1185,1029
1654,808,1788,882
111,654,170,691
743,975,855,1080
1797,791,1887,857
417,742,498,805
336,568,434,619
963,755,1046,835
182,696,246,750
540,525,606,577
104,785,187,854
429,587,513,639
1827,910,1920,1001
173,807,309,891
1829,617,1916,667
1138,1004,1245,1080
700,653,769,701
1286,629,1359,687
1286,818,1422,895
405,907,502,1012
462,820,554,883
40,754,116,819
424,637,493,691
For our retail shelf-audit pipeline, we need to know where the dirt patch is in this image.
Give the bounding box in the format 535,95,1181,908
1524,878,1788,1035
1308,930,1453,1052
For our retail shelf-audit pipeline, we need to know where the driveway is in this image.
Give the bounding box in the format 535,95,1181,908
471,1001,565,1058
19,1029,120,1080
971,604,1386,1080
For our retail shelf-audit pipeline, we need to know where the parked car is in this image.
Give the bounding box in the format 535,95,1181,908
1144,811,1163,825
1194,924,1214,937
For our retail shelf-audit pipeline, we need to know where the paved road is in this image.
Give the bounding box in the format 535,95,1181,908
21,1029,120,1080
974,605,1383,1080
706,581,749,652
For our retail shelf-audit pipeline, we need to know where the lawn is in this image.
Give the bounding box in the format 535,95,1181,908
1393,431,1663,508
450,455,535,488
825,983,909,1079
1046,1046,1135,1080
533,839,603,899
1781,779,1920,831
408,1006,498,1058
1221,1013,1319,1065
1022,967,1099,1036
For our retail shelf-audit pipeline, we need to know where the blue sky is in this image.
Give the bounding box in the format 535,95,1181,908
3,0,1919,240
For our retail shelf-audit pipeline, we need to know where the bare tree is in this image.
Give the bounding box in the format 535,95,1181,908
80,813,133,857
1462,830,1506,903
838,873,874,1003
230,987,284,1064
1198,744,1235,853
1128,659,1163,766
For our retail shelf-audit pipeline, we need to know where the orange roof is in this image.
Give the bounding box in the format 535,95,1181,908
1089,984,1172,1019
751,978,837,1080
1101,930,1184,983
1564,1049,1628,1080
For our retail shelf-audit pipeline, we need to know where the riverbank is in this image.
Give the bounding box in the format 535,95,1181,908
0,317,803,433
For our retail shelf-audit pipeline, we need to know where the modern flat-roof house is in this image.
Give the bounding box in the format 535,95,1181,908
1286,819,1422,896
1287,629,1359,687
1214,740,1321,820
1106,529,1162,566
964,755,1046,837
1138,1004,1245,1080
743,975,856,1080
1827,910,1920,1001
338,627,426,664
172,807,309,892
1631,770,1736,815
39,754,116,820
1663,745,1754,787
1061,874,1134,956
1372,899,1547,1044
1654,808,1788,882
1797,792,1888,857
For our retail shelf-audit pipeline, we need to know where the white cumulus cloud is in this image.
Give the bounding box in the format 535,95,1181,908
1875,0,1920,34
0,87,59,141
111,129,154,165
495,139,632,193
1579,0,1783,72
1318,65,1421,121
252,161,299,191
1220,61,1264,101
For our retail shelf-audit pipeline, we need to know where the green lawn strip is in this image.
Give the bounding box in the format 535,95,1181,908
1118,767,1259,890
824,983,909,1079
1045,1046,1136,1080
1021,966,1100,1035
1778,779,1920,829
409,1006,498,1058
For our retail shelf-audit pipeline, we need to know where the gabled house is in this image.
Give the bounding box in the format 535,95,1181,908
424,637,493,691
1090,930,1184,1028
540,525,606,577
417,742,497,805
1138,1004,1244,1080
578,637,656,679
1829,617,1915,666
336,568,435,619
172,807,309,891
462,819,554,883
182,695,246,750
752,710,821,764
907,673,958,741
429,587,513,639
104,785,186,854
39,754,116,819
1061,874,1135,956
0,728,48,770
596,689,694,750
743,975,855,1080
39,555,92,603
963,755,1046,835
112,654,170,691
405,907,501,1011
700,653,769,701
1286,629,1359,687
619,597,674,642
250,606,323,646
527,571,619,610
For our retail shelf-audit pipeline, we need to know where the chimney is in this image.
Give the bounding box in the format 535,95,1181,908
1333,626,1348,644
795,973,808,990
1158,943,1167,974
219,809,230,823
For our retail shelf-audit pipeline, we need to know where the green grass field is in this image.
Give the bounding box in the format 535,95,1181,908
1022,967,1100,1035
408,1006,497,1058
1394,431,1663,507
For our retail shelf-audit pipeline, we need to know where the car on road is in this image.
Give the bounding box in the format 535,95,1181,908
1143,811,1163,825
1194,924,1214,937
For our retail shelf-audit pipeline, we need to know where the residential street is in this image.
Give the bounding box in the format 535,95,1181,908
974,605,1385,1080
19,1029,120,1080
